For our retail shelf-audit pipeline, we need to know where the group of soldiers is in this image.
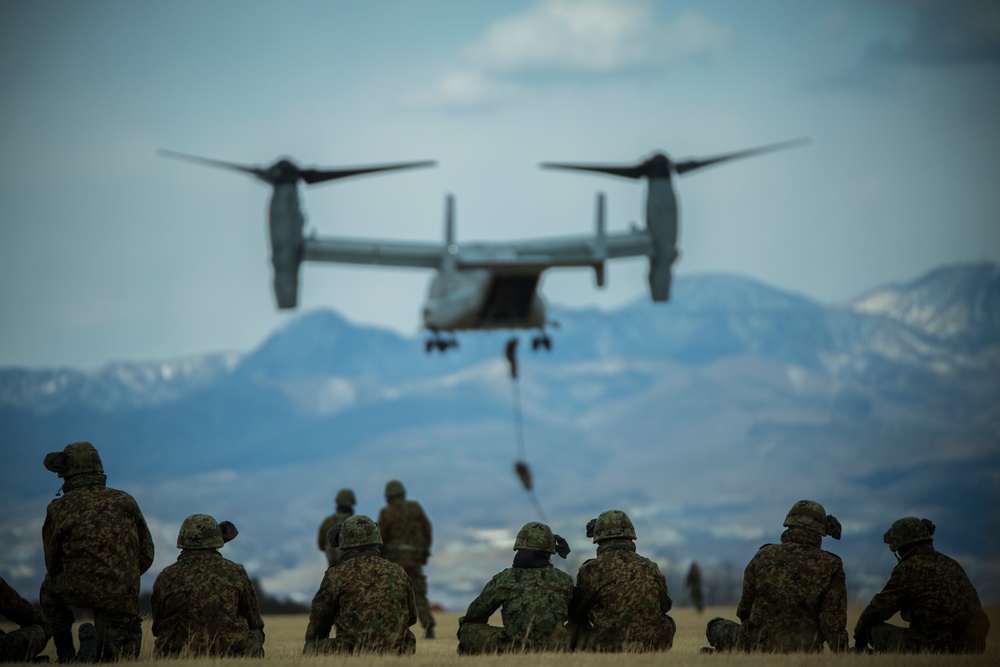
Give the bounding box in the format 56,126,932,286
0,441,992,661
314,480,436,641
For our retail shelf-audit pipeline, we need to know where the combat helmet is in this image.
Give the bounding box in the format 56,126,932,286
884,517,935,552
783,499,829,535
385,480,406,498
335,488,357,506
338,514,383,550
513,522,557,553
177,514,225,549
592,510,636,543
43,441,104,479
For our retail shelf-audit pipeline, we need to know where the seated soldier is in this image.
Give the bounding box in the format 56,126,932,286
0,576,48,663
704,499,848,653
854,517,990,654
303,515,417,655
150,515,264,657
568,510,675,652
457,522,573,654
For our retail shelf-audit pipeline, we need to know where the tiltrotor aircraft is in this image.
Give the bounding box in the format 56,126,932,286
160,139,804,352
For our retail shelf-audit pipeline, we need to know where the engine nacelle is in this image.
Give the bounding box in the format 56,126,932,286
648,256,674,302
271,247,303,309
644,177,679,302
268,184,305,309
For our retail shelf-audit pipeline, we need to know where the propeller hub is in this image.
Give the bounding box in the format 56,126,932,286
643,153,673,177
269,159,301,184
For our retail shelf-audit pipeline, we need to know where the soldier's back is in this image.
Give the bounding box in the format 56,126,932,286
738,541,846,651
892,549,990,651
485,566,573,649
321,554,415,651
574,548,673,651
44,484,150,612
151,550,262,656
379,502,426,543
318,509,353,565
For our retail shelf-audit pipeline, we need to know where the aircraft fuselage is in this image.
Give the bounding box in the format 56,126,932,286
423,267,546,332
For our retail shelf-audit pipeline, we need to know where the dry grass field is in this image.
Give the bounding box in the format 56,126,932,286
4,606,998,666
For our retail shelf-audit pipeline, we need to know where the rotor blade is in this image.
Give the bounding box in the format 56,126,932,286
539,162,646,180
673,138,809,175
157,149,266,179
299,160,436,185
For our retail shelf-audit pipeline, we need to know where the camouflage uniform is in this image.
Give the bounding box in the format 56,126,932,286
458,522,574,654
304,515,417,655
40,442,155,662
378,480,435,635
706,500,848,653
0,576,48,663
854,517,990,654
317,488,355,568
568,511,675,652
151,514,265,657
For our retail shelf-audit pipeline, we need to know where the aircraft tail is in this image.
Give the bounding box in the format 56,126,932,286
441,194,456,275
594,192,607,287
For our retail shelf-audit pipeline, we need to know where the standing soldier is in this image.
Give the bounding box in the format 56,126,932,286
853,517,990,654
685,561,705,613
457,522,574,654
378,480,435,638
40,441,155,662
704,499,848,653
568,510,675,652
0,576,48,663
151,514,265,657
318,488,356,568
303,515,417,655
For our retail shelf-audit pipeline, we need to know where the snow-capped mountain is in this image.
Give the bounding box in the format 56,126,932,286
0,352,242,413
1,264,997,610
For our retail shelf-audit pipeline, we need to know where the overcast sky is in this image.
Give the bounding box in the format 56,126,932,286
2,0,998,370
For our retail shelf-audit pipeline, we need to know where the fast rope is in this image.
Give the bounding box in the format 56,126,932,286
505,338,547,523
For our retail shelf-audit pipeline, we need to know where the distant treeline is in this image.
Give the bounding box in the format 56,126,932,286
137,578,309,616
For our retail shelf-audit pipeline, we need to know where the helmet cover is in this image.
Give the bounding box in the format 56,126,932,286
513,521,556,553
884,517,935,552
44,442,104,479
339,514,383,550
335,488,357,506
177,514,225,550
783,499,828,536
592,510,637,543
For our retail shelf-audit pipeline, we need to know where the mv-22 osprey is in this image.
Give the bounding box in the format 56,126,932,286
160,139,804,353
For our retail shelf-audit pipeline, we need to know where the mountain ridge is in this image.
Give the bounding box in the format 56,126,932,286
2,262,997,609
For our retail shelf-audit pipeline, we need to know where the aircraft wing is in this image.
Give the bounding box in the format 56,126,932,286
302,228,656,272
303,237,443,269
500,229,655,262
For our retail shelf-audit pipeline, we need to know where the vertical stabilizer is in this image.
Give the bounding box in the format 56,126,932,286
442,194,457,275
594,192,607,287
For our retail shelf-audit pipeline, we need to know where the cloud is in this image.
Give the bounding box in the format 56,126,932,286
822,0,1000,92
865,0,1000,67
405,0,732,110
